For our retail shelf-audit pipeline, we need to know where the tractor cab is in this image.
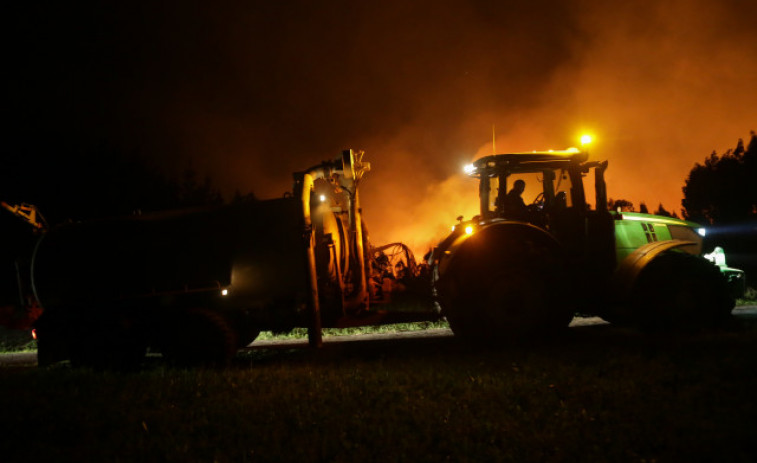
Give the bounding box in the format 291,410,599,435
433,148,737,342
464,150,614,268
465,149,604,223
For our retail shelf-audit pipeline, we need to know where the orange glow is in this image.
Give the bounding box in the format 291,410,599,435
194,1,755,260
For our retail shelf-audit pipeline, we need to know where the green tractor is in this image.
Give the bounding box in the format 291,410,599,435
430,149,743,340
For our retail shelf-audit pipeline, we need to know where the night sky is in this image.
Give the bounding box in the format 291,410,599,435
5,0,757,252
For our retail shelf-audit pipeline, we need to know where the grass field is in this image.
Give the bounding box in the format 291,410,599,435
1,312,756,462
1,292,755,353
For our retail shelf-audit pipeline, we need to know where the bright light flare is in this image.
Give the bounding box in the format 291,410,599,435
464,225,474,235
580,134,593,146
221,289,229,296
319,194,326,202
463,163,475,174
697,227,706,237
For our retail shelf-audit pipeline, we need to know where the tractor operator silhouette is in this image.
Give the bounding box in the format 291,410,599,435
501,179,528,220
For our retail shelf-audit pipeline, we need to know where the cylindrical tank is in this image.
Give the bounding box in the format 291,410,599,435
31,198,309,313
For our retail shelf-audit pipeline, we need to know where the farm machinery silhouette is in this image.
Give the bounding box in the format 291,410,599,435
2,148,744,367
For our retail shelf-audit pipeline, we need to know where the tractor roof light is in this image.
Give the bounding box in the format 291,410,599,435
463,163,476,175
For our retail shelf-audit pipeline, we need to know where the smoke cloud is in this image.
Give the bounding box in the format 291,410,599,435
7,0,756,254
356,0,757,252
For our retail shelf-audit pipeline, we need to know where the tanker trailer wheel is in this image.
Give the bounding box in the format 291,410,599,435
440,254,573,344
161,308,238,367
632,252,734,332
35,309,72,367
65,309,147,370
226,310,261,349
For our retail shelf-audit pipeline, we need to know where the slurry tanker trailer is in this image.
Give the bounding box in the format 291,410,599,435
19,148,743,367
30,150,435,367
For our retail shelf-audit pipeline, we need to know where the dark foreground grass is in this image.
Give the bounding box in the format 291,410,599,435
2,319,757,462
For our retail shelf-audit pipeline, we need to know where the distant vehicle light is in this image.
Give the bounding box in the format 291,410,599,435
465,225,474,235
697,227,706,237
31,329,37,340
319,194,326,202
221,289,229,296
463,163,475,174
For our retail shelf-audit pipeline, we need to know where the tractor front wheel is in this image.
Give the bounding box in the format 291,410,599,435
632,252,734,332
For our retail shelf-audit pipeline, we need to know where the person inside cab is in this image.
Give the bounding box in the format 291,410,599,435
500,179,528,220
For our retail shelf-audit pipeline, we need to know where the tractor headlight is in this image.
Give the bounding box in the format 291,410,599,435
463,163,476,174
697,227,706,237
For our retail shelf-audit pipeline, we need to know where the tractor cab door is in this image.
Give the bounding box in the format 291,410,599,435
546,167,585,258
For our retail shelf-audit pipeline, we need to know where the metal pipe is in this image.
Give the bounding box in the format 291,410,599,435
293,171,323,348
349,187,369,311
594,161,609,211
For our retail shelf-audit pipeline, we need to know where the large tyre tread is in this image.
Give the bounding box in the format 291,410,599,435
439,248,573,344
632,252,734,333
161,308,238,367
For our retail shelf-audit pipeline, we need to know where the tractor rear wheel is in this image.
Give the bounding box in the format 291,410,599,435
440,259,573,344
35,309,71,367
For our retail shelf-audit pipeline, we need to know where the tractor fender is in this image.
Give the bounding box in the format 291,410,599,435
612,239,697,301
436,220,563,281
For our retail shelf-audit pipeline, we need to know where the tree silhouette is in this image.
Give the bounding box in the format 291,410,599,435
1,142,231,225
682,132,757,286
653,203,678,218
177,168,224,209
682,132,757,224
608,198,634,212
